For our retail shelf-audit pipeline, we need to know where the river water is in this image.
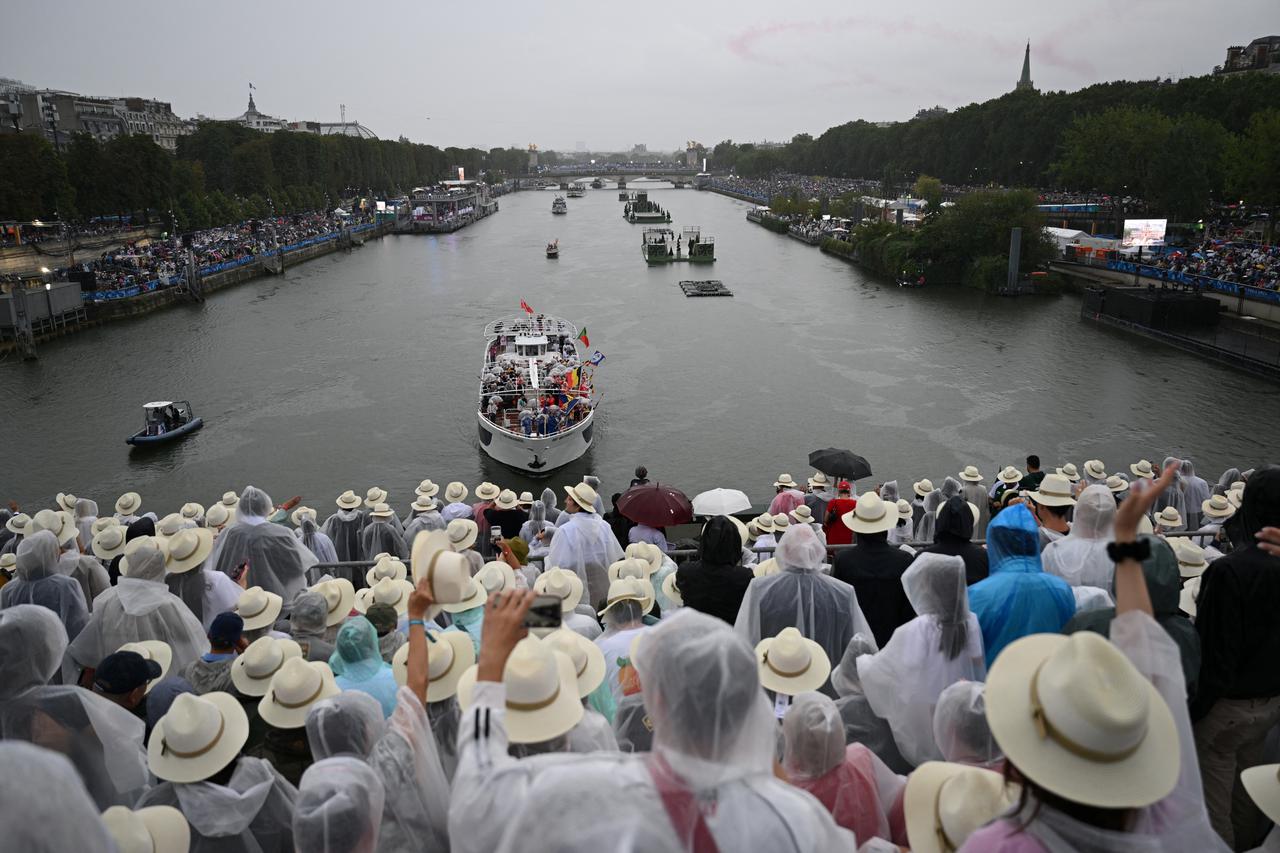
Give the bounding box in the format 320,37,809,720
4,184,1276,512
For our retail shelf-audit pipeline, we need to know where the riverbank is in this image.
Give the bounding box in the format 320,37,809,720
0,226,162,277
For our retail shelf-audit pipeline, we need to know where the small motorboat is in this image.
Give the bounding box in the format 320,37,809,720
546,240,559,258
126,400,204,446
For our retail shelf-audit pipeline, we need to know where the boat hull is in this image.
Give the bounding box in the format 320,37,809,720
126,417,204,446
478,411,594,473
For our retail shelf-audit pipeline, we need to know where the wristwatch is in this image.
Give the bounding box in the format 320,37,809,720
1106,540,1151,563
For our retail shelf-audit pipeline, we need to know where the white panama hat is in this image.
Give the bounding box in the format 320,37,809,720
755,627,831,695
905,761,1018,853
117,640,172,693
494,489,520,510
101,804,190,853
624,541,663,574
807,471,831,488
55,492,77,512
563,482,599,513
355,576,415,615
913,478,935,498
997,466,1024,484
1154,506,1184,529
410,531,473,611
790,505,817,525
518,491,535,507
1171,538,1209,578
661,571,683,606
959,466,983,483
120,536,169,576
164,527,215,574
258,657,341,729
1082,459,1107,480
290,506,317,527
456,636,585,743
774,473,799,489
155,513,186,539
444,482,469,503
219,491,238,508
1105,475,1129,494
544,627,607,697
475,561,517,597
1228,487,1244,509
310,578,356,627
365,556,408,586
598,575,655,616
1179,574,1202,618
771,513,791,532
752,558,780,578
534,567,585,613
896,499,914,521
842,492,898,534
32,508,78,547
985,630,1179,808
1130,459,1156,479
0,553,14,573
115,492,143,516
1056,463,1081,482
935,501,981,526
92,525,129,560
474,482,501,501
1242,764,1280,828
441,576,489,614
4,512,31,536
148,692,249,783
180,502,205,521
415,479,441,498
204,503,231,529
391,627,476,701
410,495,438,513
609,557,654,583
1202,494,1236,519
364,486,389,508
446,518,479,551
368,502,395,519
1027,473,1077,508
754,513,775,534
229,636,303,697
335,490,362,510
92,516,121,535
235,586,283,631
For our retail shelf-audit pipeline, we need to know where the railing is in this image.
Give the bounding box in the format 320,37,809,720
1066,254,1280,305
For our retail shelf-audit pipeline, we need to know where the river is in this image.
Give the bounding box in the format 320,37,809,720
4,184,1276,512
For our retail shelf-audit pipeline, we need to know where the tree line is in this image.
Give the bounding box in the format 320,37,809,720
712,72,1280,220
0,122,532,226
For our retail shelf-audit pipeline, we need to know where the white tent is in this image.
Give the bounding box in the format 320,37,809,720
1044,226,1088,256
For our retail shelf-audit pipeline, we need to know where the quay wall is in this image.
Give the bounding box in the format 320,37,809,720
1050,261,1280,324
0,227,162,277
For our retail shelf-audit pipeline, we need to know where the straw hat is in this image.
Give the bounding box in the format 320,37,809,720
148,692,249,783
518,491,535,507
444,482,469,503
1227,487,1244,509
335,490,362,510
391,628,475,701
310,578,356,627
534,567,585,613
1082,459,1107,480
598,576,655,616
441,576,488,613
563,482,599,513
475,561,517,597
219,491,238,509
366,502,393,520
752,558,780,578
913,478,935,498
1027,474,1077,507
754,513,776,534
774,474,799,489
625,542,663,574
115,492,142,516
92,516,121,535
896,499,914,521
1180,575,1201,618
1242,765,1280,828
905,762,1018,853
755,627,831,695
410,531,473,610
446,518,479,551
959,466,983,483
771,513,790,533
807,472,831,489
120,536,169,576
1105,475,1129,494
92,525,129,560
364,487,389,508
410,495,438,513
258,657,341,729
118,640,172,693
1056,463,1082,482
0,554,14,574
415,479,440,498
4,513,30,536
475,482,501,502
235,586,284,631
985,631,1179,808
544,628,606,697
290,506,316,527
494,489,520,510
456,636,585,743
790,505,817,526
997,466,1024,485
608,557,652,584
230,636,303,697
1202,494,1236,519
842,492,898,534
661,571,683,607
1154,507,1183,529
55,492,77,513
355,576,415,615
935,501,981,526
204,503,230,530
1130,459,1156,479
155,513,186,539
180,502,205,522
31,508,77,547
101,804,190,853
164,527,215,574
365,556,408,586
1171,539,1208,579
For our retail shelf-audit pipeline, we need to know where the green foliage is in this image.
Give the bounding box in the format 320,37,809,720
963,255,1010,292
820,236,855,257
0,134,73,220
759,215,790,234
913,175,943,217
915,189,1054,285
1228,108,1280,210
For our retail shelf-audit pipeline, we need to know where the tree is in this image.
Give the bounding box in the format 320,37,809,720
0,134,73,220
1228,108,1280,239
913,175,943,217
1053,106,1171,199
915,189,1054,288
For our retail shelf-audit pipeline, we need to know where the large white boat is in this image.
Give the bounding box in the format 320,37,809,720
551,196,567,214
477,315,599,472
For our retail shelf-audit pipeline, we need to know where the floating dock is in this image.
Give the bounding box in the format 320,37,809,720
679,280,733,297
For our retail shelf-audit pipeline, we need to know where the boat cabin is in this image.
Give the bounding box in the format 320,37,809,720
141,400,193,435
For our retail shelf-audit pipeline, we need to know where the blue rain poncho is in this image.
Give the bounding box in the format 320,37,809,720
967,504,1075,667
330,617,400,718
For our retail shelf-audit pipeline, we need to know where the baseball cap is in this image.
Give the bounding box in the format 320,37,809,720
507,537,530,565
94,651,162,694
209,612,245,647
364,603,398,636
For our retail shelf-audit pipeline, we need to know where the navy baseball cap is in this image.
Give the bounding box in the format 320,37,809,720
94,651,162,694
209,611,245,646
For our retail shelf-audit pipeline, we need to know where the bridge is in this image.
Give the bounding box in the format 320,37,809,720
531,165,702,179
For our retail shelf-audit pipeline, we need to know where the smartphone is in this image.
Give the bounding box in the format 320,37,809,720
490,527,503,543
523,594,563,630
230,560,249,583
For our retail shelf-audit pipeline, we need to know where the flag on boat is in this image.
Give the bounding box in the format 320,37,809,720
568,367,579,388
520,299,534,315
578,326,589,347
589,350,606,366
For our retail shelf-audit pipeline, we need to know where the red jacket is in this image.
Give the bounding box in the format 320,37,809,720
823,498,858,546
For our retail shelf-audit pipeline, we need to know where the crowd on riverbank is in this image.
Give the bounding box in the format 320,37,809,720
1159,240,1280,291
1,453,1277,852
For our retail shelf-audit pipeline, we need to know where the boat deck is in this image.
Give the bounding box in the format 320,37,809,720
679,280,733,297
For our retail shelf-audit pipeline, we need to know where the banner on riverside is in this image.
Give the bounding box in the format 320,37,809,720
1122,219,1167,248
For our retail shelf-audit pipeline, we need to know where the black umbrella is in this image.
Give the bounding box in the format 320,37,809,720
808,448,873,481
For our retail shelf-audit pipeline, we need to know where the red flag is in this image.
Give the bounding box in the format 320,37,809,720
577,326,589,347
520,299,534,315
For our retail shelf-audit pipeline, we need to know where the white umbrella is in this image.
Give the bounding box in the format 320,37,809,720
691,488,752,517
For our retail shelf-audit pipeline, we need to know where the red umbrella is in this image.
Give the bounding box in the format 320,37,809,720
617,483,693,528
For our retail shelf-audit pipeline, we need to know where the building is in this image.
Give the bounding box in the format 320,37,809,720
632,143,647,154
914,105,949,120
1015,41,1035,91
232,92,285,133
112,98,192,151
0,90,128,149
1214,36,1280,75
685,140,705,168
527,143,539,170
284,119,378,139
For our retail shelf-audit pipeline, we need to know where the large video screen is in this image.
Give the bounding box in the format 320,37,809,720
1122,219,1168,248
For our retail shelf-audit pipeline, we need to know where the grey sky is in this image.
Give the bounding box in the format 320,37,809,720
8,0,1275,152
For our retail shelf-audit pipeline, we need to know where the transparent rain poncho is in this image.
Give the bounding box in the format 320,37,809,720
540,488,562,524
940,476,962,501
931,680,1002,767
291,591,336,662
0,741,117,852
74,498,99,552
1,530,88,641
296,516,338,566
209,487,316,603
518,500,555,546
857,554,985,766
322,508,365,563
781,692,902,845
360,520,408,565
1155,456,1188,520
546,511,626,609
58,540,110,612
136,755,298,852
428,697,461,781
735,524,874,673
1042,484,1117,588
403,511,446,550
967,504,1075,667
914,489,942,544
64,542,209,683
1214,466,1242,497
568,707,621,753
829,633,911,774
294,756,386,853
1180,459,1211,532
329,617,400,717
0,604,149,808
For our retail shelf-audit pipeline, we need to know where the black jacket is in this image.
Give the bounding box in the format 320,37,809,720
925,496,990,585
1192,465,1280,720
484,507,529,540
831,532,916,648
676,516,754,625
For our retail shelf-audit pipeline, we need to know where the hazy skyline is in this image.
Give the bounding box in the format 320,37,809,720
7,0,1276,152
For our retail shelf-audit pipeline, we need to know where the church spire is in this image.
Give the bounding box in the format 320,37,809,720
1016,41,1034,91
